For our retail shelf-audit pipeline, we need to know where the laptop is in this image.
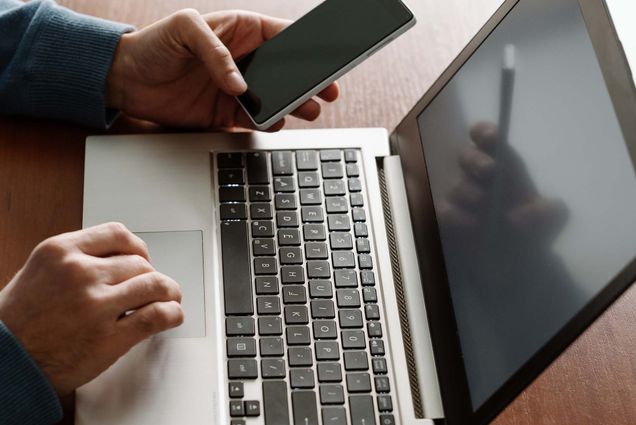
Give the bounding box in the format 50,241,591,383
77,0,636,424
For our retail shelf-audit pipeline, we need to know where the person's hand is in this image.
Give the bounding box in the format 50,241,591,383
0,223,183,397
106,9,340,130
438,121,568,245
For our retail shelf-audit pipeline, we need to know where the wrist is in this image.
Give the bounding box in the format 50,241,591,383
106,32,133,111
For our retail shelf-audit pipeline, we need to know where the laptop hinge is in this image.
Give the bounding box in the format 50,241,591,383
378,155,444,420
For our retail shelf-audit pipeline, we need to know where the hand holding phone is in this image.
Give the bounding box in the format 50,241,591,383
236,0,416,130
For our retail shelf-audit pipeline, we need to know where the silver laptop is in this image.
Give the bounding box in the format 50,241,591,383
77,0,636,424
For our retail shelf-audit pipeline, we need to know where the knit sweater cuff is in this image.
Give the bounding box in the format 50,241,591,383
0,321,63,425
25,1,134,128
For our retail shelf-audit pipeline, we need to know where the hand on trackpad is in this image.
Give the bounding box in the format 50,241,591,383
134,231,206,338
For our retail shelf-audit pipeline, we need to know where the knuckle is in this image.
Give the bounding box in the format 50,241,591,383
33,237,67,261
105,222,130,239
131,254,153,272
173,8,200,26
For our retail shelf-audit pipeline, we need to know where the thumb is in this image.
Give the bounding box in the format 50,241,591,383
173,10,247,95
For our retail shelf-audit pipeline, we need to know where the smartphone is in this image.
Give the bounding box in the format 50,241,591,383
236,0,416,130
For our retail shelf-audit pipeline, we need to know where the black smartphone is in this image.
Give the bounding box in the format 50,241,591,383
236,0,416,129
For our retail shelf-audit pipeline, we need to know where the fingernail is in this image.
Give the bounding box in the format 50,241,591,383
227,70,247,94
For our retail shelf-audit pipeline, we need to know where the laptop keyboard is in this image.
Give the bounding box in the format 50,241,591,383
217,149,394,425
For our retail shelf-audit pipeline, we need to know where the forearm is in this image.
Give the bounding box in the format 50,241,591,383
0,321,62,425
0,0,133,128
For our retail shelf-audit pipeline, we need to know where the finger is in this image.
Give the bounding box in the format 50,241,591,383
117,301,184,343
258,14,292,40
96,254,155,285
112,271,182,313
437,200,478,231
448,180,485,209
173,9,247,95
290,99,321,122
470,121,499,152
458,145,496,180
507,198,569,237
71,222,149,260
317,83,340,103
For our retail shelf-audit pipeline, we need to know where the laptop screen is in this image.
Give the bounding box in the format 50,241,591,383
416,0,636,411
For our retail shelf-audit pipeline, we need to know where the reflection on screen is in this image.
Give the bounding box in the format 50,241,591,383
417,0,636,409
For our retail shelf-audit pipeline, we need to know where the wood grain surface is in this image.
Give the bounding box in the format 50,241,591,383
0,0,634,424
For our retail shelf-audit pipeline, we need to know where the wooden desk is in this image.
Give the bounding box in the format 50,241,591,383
0,0,634,423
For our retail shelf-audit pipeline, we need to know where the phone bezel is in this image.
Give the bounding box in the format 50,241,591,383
234,0,417,131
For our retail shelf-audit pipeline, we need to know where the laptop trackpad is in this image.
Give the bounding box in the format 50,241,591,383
135,231,205,338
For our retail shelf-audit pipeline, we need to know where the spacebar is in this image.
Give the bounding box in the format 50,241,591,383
221,221,253,315
263,381,290,425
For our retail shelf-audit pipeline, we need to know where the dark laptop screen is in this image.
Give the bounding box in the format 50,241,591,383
417,0,636,410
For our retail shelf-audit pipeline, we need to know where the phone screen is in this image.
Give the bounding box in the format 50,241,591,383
237,0,414,125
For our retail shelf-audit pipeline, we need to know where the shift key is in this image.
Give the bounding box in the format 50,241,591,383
292,391,319,425
221,221,253,315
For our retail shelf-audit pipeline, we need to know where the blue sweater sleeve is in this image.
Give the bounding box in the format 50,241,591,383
0,321,62,425
0,0,134,128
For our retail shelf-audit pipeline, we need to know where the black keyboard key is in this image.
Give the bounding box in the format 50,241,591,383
253,238,276,256
309,280,333,298
252,221,274,237
348,178,362,192
263,381,290,425
358,254,373,269
227,337,257,357
292,391,319,425
313,320,337,339
303,224,327,241
305,242,328,260
320,385,345,405
226,317,255,336
356,238,371,253
229,382,244,398
324,180,346,196
344,150,358,163
380,415,395,425
334,270,358,288
259,317,283,336
261,359,286,379
298,171,320,188
272,151,293,175
328,215,350,231
290,368,315,389
219,186,246,202
316,361,342,383
296,150,319,170
254,257,278,275
338,309,363,328
372,358,388,374
281,266,305,284
311,300,335,319
330,232,353,250
230,400,245,417
337,289,361,308
354,223,368,237
344,351,368,371
247,152,269,184
321,163,343,179
300,189,322,205
274,176,296,193
279,229,301,246
221,204,247,220
346,163,360,177
277,211,299,227
326,197,348,213
350,193,364,207
228,359,258,379
322,407,347,425
365,304,381,320
361,271,376,286
349,395,375,425
221,221,253,315
301,206,324,223
320,150,341,162
347,374,372,393
250,186,272,202
285,306,309,324
375,377,390,393
367,322,382,338
275,193,298,210
219,169,244,185
370,339,385,356
315,341,340,361
286,326,311,345
218,153,243,168
257,296,281,315
255,276,279,295
352,208,366,222
363,287,377,303
332,251,356,268
307,261,330,278
342,330,366,349
260,337,284,357
245,400,261,416
231,417,245,424
283,286,307,304
377,395,393,412
251,203,273,219
280,247,303,265
288,346,313,367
